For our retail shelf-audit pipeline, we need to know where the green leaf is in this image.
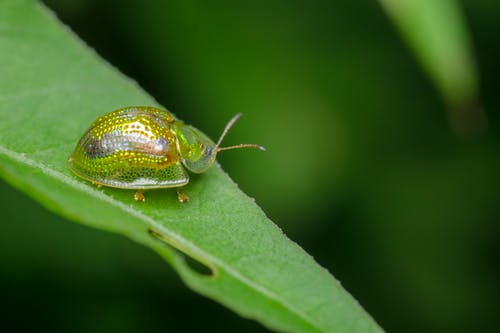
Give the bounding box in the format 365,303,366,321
0,1,382,332
378,0,485,137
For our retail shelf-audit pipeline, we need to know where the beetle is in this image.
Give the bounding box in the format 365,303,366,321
67,106,264,202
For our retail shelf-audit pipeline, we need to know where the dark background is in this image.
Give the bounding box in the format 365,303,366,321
1,0,499,332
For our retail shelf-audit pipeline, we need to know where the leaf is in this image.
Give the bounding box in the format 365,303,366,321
378,0,485,137
0,1,382,332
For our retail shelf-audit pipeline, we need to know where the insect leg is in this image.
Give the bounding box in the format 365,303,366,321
134,190,145,202
176,188,189,203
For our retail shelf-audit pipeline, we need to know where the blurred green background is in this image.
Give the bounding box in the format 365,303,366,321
1,0,499,332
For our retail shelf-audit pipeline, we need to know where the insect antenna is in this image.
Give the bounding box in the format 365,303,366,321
215,113,265,153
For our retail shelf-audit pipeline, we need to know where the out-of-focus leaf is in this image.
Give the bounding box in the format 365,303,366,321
379,0,485,137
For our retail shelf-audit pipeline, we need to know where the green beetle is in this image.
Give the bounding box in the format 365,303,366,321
67,106,264,202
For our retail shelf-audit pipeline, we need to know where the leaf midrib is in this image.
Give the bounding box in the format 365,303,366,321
0,144,322,333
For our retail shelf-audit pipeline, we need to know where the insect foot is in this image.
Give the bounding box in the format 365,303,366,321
134,191,145,202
